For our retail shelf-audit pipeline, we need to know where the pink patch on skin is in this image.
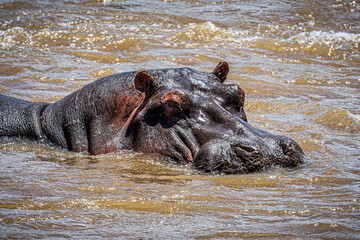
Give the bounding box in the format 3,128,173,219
161,91,189,117
186,153,193,163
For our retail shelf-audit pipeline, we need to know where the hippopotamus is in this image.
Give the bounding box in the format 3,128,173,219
0,62,304,174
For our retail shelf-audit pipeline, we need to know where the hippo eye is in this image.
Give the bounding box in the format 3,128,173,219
160,90,189,118
223,85,247,121
237,88,245,110
223,84,245,110
237,88,247,122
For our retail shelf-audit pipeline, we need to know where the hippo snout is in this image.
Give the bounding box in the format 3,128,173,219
193,136,304,174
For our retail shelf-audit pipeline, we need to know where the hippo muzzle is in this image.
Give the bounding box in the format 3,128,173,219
186,97,304,173
193,136,304,174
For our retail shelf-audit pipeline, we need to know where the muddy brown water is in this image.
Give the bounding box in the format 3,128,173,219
0,0,359,239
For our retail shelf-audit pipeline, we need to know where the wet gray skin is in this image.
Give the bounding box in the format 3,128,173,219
0,62,304,174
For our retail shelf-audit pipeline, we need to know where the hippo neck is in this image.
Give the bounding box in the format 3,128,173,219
39,74,145,154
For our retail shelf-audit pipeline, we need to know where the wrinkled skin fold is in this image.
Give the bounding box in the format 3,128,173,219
0,62,304,174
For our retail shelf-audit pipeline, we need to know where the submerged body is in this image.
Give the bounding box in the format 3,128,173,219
0,62,303,174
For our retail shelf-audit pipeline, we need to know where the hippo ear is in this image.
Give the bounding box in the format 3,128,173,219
212,61,229,83
134,71,157,96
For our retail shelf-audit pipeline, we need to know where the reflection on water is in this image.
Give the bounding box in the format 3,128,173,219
0,0,359,239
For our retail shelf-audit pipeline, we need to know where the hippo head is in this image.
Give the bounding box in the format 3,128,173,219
125,62,304,174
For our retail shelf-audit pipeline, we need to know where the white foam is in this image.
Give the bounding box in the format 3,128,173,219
0,27,28,49
291,31,360,45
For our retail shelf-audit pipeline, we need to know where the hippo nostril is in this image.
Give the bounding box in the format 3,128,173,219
280,140,295,156
281,143,292,155
272,136,304,167
240,145,257,153
278,137,304,157
232,144,257,154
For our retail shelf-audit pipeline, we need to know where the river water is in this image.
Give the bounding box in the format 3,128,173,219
0,0,359,239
